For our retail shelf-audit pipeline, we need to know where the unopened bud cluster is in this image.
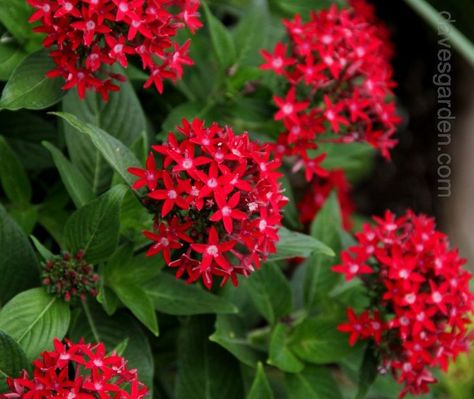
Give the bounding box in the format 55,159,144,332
41,250,99,302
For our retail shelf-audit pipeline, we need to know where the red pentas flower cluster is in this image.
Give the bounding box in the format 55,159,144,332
261,0,400,181
28,0,202,100
128,118,287,289
0,339,147,399
297,169,353,230
333,210,473,398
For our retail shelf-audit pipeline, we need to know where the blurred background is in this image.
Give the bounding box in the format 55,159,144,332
355,0,474,257
353,1,474,397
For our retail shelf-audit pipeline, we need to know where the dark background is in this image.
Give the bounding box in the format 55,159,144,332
354,0,472,225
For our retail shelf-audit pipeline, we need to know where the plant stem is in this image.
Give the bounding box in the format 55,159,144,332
403,0,474,68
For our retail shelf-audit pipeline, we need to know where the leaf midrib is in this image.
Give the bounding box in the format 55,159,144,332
17,296,56,343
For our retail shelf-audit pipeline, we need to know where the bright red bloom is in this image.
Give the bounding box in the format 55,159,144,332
332,250,373,281
261,42,295,75
334,210,474,398
210,191,247,234
262,0,401,181
27,0,202,100
128,152,160,191
273,87,309,122
0,339,148,399
128,118,287,289
338,308,385,346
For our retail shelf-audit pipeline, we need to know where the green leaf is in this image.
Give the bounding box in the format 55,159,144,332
61,78,147,194
280,174,302,230
0,136,31,206
43,141,94,208
175,316,244,399
313,142,375,182
285,365,343,399
54,112,141,189
96,283,120,316
30,235,54,261
288,317,354,365
69,302,154,395
130,129,149,164
0,50,64,111
111,283,159,336
105,245,161,286
268,0,340,19
110,338,129,357
0,42,27,81
245,262,292,324
403,0,474,68
267,323,304,373
64,185,127,263
36,185,70,247
247,363,274,399
0,288,70,360
0,110,57,170
119,190,152,245
210,314,264,367
269,227,334,261
101,246,160,326
310,193,342,249
144,273,238,315
202,2,237,68
0,204,39,305
0,0,33,42
233,0,270,67
8,205,37,235
356,346,379,399
304,193,343,307
0,330,28,392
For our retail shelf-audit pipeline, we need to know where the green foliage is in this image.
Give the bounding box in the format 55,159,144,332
0,111,57,170
268,323,304,373
43,141,94,208
304,193,344,307
356,346,379,399
285,365,343,399
0,205,39,305
64,185,128,263
175,317,245,399
0,288,70,360
0,136,31,206
247,363,275,399
144,274,238,315
210,314,265,367
0,331,28,392
245,262,293,324
0,0,34,42
288,317,355,364
202,2,237,69
54,111,141,191
0,50,64,110
0,1,465,398
270,227,335,261
0,42,27,81
60,80,146,193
